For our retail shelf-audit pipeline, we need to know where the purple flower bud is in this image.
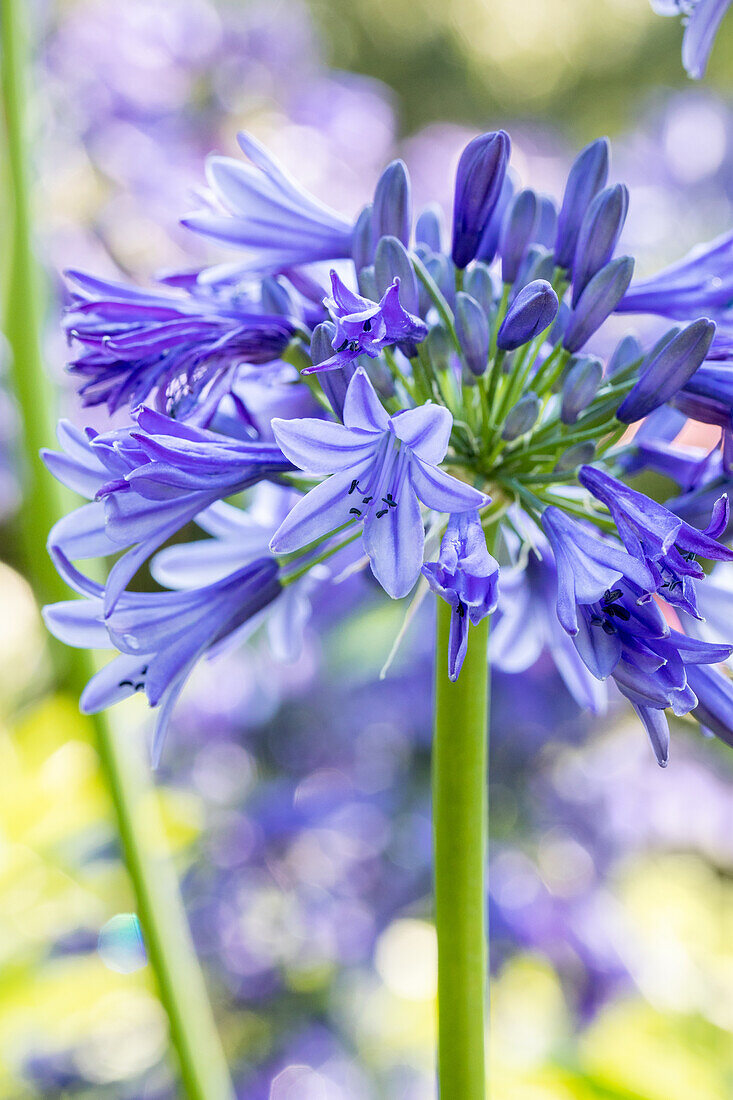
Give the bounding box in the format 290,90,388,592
455,292,490,377
561,355,603,423
357,265,377,300
572,184,629,305
373,160,411,246
500,188,538,284
425,252,456,308
554,137,610,269
426,323,452,373
415,203,445,253
502,391,540,440
497,279,559,351
261,275,296,316
452,130,511,268
563,256,634,353
476,172,515,265
375,235,420,315
463,263,496,318
617,318,716,423
311,322,355,419
352,204,375,271
554,440,596,473
535,195,558,249
606,333,642,378
511,245,554,300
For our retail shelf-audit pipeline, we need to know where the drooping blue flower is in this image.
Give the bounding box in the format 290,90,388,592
304,271,427,373
44,549,282,766
650,0,733,78
181,131,355,273
579,464,733,614
570,578,733,764
541,506,653,634
43,409,291,614
422,510,499,680
64,270,296,416
270,368,488,598
452,130,511,268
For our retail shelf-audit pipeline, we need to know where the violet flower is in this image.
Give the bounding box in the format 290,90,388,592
650,0,732,78
422,510,499,680
270,368,487,598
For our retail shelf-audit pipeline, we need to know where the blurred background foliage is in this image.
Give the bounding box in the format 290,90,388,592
1,0,733,1097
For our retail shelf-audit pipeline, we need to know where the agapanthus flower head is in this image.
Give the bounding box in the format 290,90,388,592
47,123,733,763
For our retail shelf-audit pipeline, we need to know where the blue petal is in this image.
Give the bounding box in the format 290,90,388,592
270,465,370,553
342,368,392,434
391,404,453,464
363,482,424,598
409,456,488,512
271,415,379,474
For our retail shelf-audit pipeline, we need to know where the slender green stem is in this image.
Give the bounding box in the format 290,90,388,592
433,599,490,1100
1,5,234,1097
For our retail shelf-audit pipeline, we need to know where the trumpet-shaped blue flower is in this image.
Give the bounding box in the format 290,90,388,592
303,271,428,373
64,270,295,416
650,0,732,78
44,549,282,766
422,510,499,680
579,464,733,614
43,408,291,614
541,506,652,634
270,368,487,598
181,131,354,273
618,227,733,321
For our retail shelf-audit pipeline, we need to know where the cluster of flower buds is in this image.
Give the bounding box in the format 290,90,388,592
46,126,733,766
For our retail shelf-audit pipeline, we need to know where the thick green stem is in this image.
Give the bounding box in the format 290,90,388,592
1,4,234,1097
432,599,489,1099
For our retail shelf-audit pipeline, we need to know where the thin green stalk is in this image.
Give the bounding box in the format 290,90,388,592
1,5,234,1097
433,599,490,1100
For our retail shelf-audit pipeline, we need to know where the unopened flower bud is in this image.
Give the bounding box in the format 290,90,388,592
617,318,716,423
261,276,296,317
502,392,541,440
606,333,642,378
511,245,554,299
497,279,559,351
455,292,490,377
500,188,538,284
373,160,411,246
415,203,445,253
357,265,378,300
554,137,610,269
561,355,603,423
425,253,456,308
426,323,452,373
464,263,496,318
375,235,420,314
535,195,558,249
352,204,375,271
563,256,634,354
312,322,354,418
572,183,629,304
554,441,596,473
476,174,515,265
452,130,511,268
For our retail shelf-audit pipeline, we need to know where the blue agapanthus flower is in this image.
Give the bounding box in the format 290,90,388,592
650,0,732,78
45,127,733,766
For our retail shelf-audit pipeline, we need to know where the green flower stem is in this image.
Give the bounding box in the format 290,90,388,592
433,598,490,1100
1,4,234,1097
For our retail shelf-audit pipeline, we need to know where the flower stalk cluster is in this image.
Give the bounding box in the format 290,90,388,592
44,127,733,775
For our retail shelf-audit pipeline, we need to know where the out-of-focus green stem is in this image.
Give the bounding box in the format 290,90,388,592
432,599,490,1099
0,4,235,1097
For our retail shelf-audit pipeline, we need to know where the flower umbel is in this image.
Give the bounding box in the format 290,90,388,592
46,126,733,766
